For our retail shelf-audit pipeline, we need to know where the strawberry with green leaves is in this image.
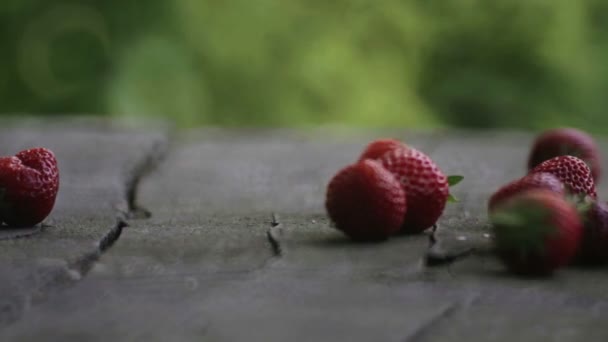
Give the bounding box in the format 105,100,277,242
528,128,601,182
380,147,462,234
491,190,582,275
325,159,407,241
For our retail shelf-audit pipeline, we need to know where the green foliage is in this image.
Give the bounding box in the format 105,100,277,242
2,0,608,131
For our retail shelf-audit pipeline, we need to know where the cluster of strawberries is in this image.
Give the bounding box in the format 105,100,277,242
489,128,605,275
0,148,59,227
325,139,461,241
325,128,607,277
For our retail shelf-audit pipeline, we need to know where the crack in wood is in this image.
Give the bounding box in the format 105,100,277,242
424,224,493,267
402,294,480,342
266,213,283,257
0,219,127,328
0,135,169,329
124,139,169,219
402,303,460,342
69,219,127,277
424,224,474,266
426,245,476,267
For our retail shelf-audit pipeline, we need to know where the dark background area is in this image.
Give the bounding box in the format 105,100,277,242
2,0,608,131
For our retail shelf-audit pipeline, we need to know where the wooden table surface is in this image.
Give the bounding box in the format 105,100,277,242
1,119,608,341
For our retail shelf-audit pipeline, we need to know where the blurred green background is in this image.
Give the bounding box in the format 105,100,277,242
1,0,608,131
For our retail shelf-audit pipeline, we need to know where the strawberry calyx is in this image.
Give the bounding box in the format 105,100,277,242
564,192,594,212
570,197,594,224
448,175,464,186
447,175,464,203
491,201,555,256
564,188,595,203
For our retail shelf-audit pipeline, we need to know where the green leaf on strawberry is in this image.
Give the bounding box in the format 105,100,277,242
490,189,582,275
446,175,463,203
447,175,464,187
491,204,555,255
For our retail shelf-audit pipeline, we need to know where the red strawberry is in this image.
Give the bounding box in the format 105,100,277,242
380,148,449,233
528,128,601,181
577,201,608,265
358,139,408,161
488,173,564,212
0,148,59,227
530,155,596,199
491,190,582,275
325,159,406,241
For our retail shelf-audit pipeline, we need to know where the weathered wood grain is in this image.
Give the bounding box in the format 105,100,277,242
0,118,167,329
3,126,608,341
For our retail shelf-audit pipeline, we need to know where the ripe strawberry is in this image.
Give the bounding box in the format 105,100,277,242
491,190,582,275
325,159,406,241
380,148,450,233
528,128,601,181
488,173,564,212
577,201,608,265
530,155,596,200
358,139,408,161
0,148,59,227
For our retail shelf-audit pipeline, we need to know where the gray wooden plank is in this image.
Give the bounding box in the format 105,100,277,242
0,118,167,328
136,129,439,215
4,128,608,341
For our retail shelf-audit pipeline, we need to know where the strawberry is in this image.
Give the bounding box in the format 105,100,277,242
358,139,408,161
530,155,596,200
0,148,59,227
379,148,452,233
488,173,564,212
528,128,601,181
577,201,608,265
325,159,406,241
491,190,582,275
